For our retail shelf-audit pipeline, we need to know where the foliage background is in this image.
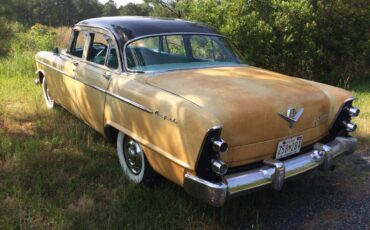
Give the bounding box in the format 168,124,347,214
1,0,369,84
0,0,370,85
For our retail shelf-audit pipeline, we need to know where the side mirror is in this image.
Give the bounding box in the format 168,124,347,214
53,47,60,55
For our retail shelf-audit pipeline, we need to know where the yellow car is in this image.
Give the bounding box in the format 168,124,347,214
35,17,360,207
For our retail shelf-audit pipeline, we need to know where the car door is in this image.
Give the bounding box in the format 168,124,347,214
74,30,121,134
55,29,90,117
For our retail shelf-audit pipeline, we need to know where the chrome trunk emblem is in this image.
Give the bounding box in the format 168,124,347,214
278,108,304,128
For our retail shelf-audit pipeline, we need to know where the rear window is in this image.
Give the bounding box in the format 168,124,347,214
125,34,246,72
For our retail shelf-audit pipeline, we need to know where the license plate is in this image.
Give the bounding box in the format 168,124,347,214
276,136,303,159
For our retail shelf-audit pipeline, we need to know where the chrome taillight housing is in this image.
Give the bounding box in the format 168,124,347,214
342,105,360,132
195,126,229,180
211,159,228,175
344,106,360,117
211,138,229,153
343,121,357,132
330,101,360,136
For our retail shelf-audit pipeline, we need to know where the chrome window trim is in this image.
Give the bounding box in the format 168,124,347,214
36,60,153,113
74,25,124,72
86,32,120,72
122,32,229,73
133,64,249,74
68,30,90,60
63,53,121,75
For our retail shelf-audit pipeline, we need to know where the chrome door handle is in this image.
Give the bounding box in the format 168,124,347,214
73,61,79,66
102,72,112,79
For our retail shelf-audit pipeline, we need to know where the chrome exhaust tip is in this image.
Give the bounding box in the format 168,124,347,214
343,121,357,132
211,159,228,176
211,138,229,153
345,106,360,117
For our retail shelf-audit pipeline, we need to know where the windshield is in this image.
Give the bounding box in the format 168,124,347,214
125,34,246,72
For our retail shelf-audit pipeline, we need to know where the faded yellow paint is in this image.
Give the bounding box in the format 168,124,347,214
36,51,354,187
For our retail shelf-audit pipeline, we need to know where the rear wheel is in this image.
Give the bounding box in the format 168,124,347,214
42,78,54,109
117,131,156,184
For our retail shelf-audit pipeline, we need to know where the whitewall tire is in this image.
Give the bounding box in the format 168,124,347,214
117,131,156,184
42,78,54,109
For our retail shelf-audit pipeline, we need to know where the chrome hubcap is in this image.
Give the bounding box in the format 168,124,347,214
124,139,143,175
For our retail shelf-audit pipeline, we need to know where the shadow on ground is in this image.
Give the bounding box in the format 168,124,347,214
221,149,370,229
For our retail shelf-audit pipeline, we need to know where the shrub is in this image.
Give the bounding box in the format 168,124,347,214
182,0,370,84
11,24,57,54
0,24,57,78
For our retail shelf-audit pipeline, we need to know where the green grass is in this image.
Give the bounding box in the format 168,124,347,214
351,80,370,148
0,36,369,229
0,53,256,229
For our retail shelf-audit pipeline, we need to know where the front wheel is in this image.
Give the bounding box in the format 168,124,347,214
117,132,156,184
42,77,54,109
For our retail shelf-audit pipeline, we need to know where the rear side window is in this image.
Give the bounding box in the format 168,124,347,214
87,32,119,69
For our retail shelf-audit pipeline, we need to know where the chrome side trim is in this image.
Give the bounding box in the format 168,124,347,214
105,91,153,113
184,136,357,206
36,60,75,79
36,60,153,113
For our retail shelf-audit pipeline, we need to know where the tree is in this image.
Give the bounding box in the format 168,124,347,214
102,0,118,16
9,0,103,26
118,3,150,16
72,0,103,23
0,0,13,55
144,0,185,18
311,0,370,83
182,0,369,84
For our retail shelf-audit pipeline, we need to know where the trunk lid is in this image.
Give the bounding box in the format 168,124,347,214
147,66,330,165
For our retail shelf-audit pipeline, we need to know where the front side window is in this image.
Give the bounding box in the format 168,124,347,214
70,31,88,58
126,34,245,72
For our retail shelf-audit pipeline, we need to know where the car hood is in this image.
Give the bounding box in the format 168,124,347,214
146,66,331,160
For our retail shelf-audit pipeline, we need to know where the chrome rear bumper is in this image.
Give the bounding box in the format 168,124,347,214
184,136,357,207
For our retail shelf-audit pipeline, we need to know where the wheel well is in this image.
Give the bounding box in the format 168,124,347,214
104,125,119,143
37,71,45,83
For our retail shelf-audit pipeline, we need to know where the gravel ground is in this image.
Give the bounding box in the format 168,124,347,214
226,147,370,230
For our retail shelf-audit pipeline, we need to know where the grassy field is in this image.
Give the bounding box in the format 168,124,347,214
0,27,369,229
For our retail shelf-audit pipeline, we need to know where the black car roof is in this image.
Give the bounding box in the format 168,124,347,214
76,16,220,46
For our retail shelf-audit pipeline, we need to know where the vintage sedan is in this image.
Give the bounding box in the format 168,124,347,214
35,17,360,206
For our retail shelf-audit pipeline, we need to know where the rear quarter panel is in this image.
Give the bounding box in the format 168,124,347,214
302,79,355,126
104,75,220,185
